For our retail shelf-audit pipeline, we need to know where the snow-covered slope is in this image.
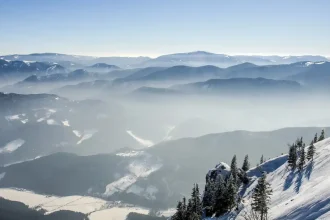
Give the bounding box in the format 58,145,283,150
236,137,330,220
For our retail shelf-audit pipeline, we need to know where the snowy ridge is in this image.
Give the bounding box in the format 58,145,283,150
104,151,162,196
234,137,330,220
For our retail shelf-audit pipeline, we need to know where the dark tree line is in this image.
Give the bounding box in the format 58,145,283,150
288,129,325,172
172,184,202,220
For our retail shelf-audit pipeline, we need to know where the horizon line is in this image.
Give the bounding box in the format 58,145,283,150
0,51,329,59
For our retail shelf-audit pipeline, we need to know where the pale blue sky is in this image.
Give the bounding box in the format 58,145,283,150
0,0,329,57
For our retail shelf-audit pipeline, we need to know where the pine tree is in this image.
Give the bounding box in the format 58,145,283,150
186,199,193,220
307,143,316,161
224,173,237,210
260,155,264,164
288,143,297,170
190,184,202,219
298,144,305,172
318,129,325,141
214,175,226,216
231,155,238,183
251,172,272,220
296,137,303,152
314,133,318,143
172,200,185,220
242,155,250,172
202,178,216,216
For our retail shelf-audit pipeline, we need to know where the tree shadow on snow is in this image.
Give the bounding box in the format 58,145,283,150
283,171,295,191
276,197,330,220
294,172,303,193
305,161,314,180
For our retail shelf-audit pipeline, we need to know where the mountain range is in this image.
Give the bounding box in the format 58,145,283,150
1,51,329,68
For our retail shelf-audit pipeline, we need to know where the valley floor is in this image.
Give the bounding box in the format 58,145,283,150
0,188,172,220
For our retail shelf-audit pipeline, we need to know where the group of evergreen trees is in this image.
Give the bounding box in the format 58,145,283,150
172,130,326,219
202,155,252,217
172,184,202,220
288,129,325,171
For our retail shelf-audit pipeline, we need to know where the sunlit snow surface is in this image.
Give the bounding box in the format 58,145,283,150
0,139,25,153
126,130,154,147
230,137,330,220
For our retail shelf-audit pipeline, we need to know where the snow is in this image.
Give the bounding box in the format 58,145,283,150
305,61,314,66
104,153,162,196
62,120,70,126
0,188,107,214
0,172,5,181
47,119,59,125
126,130,154,147
37,117,46,122
0,139,25,153
116,151,144,157
77,129,98,144
235,138,330,220
73,130,82,138
5,114,26,121
5,114,20,120
162,125,176,141
104,175,138,196
21,119,28,124
0,188,152,220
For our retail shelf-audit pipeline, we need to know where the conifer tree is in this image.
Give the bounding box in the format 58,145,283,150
202,178,216,216
295,137,304,153
288,143,297,170
224,173,237,210
307,143,316,161
251,172,272,220
318,129,325,141
242,155,250,172
190,184,202,218
214,175,226,216
231,155,238,183
260,155,264,164
172,200,185,220
314,133,318,143
186,199,193,220
298,144,305,172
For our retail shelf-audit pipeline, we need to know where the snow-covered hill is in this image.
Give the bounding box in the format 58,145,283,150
235,137,330,219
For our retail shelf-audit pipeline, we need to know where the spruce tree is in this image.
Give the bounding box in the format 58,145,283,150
190,184,202,218
314,133,318,143
260,155,264,164
298,144,305,172
172,200,185,220
251,172,272,220
186,198,193,220
214,175,226,216
242,155,250,172
288,143,297,170
307,143,316,161
202,178,216,216
224,173,237,211
318,129,325,141
298,137,303,152
231,155,238,183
